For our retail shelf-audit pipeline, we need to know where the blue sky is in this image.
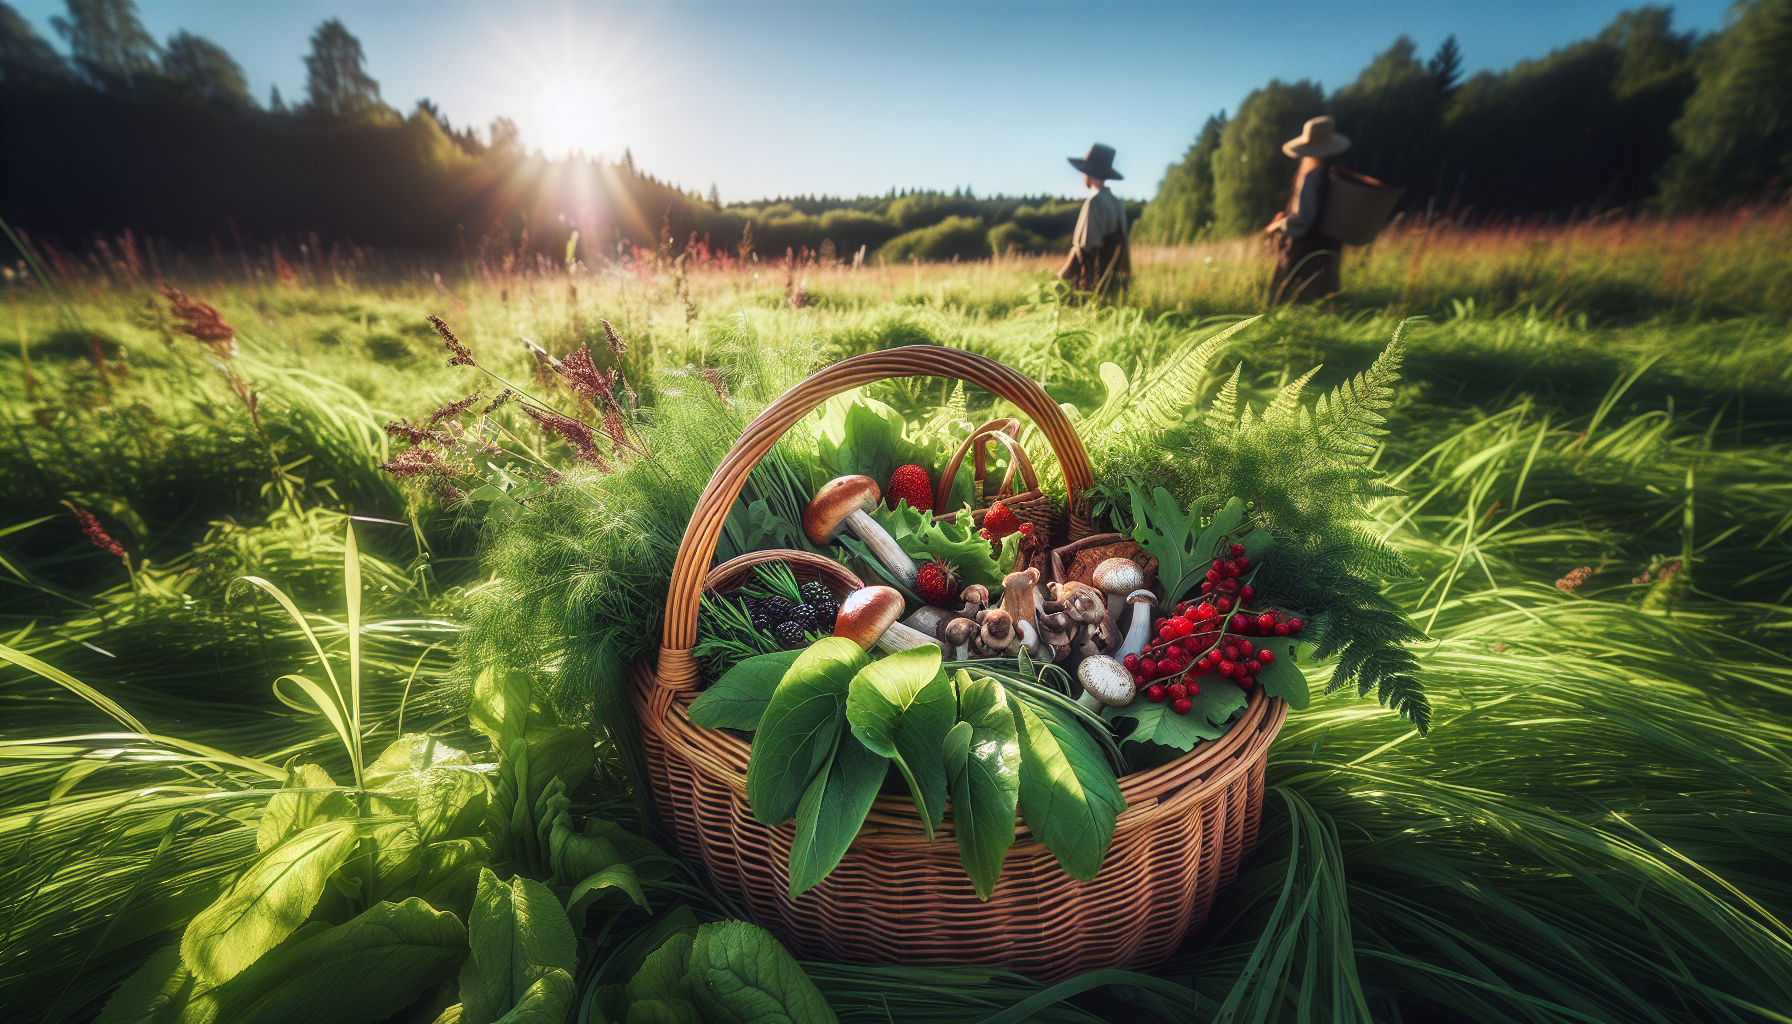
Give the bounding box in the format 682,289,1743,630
13,1,1733,201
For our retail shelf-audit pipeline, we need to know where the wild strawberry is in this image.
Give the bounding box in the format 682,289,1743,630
886,464,934,512
1146,684,1167,702
915,558,960,606
979,502,1022,540
1171,697,1193,715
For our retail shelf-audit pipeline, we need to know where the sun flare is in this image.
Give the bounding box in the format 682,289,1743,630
538,80,608,156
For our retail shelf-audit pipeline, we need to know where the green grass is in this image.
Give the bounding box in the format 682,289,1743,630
3,219,1791,1022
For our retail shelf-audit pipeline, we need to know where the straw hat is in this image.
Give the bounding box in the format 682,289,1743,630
1282,116,1351,159
1068,143,1123,181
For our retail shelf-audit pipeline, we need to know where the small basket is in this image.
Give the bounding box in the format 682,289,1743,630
1319,166,1406,245
635,346,1286,980
932,418,1058,550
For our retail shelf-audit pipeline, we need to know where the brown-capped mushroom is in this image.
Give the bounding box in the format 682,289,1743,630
974,607,1015,658
833,586,904,650
944,617,978,661
804,475,918,586
1091,558,1147,631
904,605,954,640
1036,610,1074,662
956,583,990,619
1077,655,1136,709
1117,589,1158,662
1047,581,1106,626
1000,567,1041,632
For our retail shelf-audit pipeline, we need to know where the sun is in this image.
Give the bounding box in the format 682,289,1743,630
538,80,608,156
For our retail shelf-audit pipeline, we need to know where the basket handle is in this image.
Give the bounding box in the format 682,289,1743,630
658,346,1093,692
934,421,1041,513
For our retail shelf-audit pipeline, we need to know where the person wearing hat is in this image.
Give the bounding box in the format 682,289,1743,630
1264,116,1351,302
1057,143,1130,299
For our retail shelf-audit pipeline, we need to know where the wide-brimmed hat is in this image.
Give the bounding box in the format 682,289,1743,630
1068,143,1123,181
1282,116,1351,159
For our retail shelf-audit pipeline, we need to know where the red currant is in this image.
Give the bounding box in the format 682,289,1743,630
1196,602,1215,619
1219,659,1236,677
1195,657,1212,673
1289,618,1304,634
1187,681,1201,697
1257,613,1276,632
1246,659,1262,675
1167,683,1188,700
1205,569,1221,584
1238,640,1254,656
1236,555,1251,571
1146,684,1166,702
1139,659,1157,678
1230,614,1248,632
1176,618,1195,637
1258,649,1275,664
1123,653,1138,671
1229,542,1245,557
1224,645,1239,660
1201,581,1214,594
1171,697,1193,715
1274,623,1291,636
1240,585,1255,605
1215,597,1233,613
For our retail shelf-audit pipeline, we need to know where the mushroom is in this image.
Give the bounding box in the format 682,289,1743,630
1046,581,1106,626
1091,558,1147,633
956,583,990,619
944,617,978,661
877,622,943,655
1076,655,1136,710
904,605,954,640
973,608,1015,658
1036,610,1074,663
833,586,904,650
1116,589,1158,662
1000,567,1041,632
1015,620,1043,661
804,475,918,586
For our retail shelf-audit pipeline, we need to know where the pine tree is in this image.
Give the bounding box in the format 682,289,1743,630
1658,0,1792,209
268,84,287,114
708,183,721,207
303,18,383,120
1427,34,1463,95
0,2,69,84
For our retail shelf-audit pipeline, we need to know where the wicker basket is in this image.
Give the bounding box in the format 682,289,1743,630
634,346,1287,980
933,418,1058,546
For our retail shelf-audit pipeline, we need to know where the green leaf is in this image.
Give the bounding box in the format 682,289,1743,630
1191,497,1247,577
1013,701,1123,881
181,819,362,986
845,646,953,835
626,1000,704,1024
96,945,195,1024
202,898,468,1024
459,869,578,1024
950,676,1022,900
942,720,972,783
1129,486,1209,604
1108,679,1249,752
1251,638,1311,710
787,730,889,897
689,651,802,731
746,637,867,826
470,666,532,752
256,763,350,853
627,932,695,1004
867,502,1010,588
568,863,650,921
688,920,841,1024
493,972,577,1024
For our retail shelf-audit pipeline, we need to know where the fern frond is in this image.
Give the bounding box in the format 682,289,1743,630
1206,364,1244,432
1262,365,1321,425
1311,334,1405,458
1117,315,1259,433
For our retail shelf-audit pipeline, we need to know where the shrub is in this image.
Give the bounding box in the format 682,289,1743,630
875,216,993,262
987,221,1051,256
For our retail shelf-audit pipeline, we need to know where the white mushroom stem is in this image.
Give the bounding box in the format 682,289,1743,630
1117,589,1158,662
845,509,918,586
875,620,943,654
1015,620,1042,661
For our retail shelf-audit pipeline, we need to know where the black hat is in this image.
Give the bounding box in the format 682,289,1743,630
1068,143,1122,181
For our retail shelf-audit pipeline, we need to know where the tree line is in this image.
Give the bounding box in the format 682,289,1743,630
1136,1,1792,243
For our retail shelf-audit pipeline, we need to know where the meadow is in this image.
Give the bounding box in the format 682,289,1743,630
3,208,1791,1023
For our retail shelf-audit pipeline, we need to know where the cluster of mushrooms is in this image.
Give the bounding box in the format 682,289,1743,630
834,557,1157,712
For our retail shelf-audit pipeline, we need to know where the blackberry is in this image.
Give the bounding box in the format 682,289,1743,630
785,603,817,632
758,596,794,623
771,620,808,648
812,600,840,632
799,581,833,607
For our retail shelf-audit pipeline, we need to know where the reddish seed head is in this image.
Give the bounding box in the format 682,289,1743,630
1258,649,1275,664
1146,684,1166,702
1171,697,1193,715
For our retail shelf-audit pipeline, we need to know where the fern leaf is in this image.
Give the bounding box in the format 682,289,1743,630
1206,364,1244,432
1117,315,1260,432
1313,334,1405,458
1262,365,1321,425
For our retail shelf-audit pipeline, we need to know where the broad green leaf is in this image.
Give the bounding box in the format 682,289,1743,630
868,502,1011,588
746,638,867,826
942,720,973,783
689,651,802,731
1192,496,1247,570
1252,638,1311,709
181,819,361,985
96,945,195,1024
256,763,350,853
493,972,576,1024
1013,701,1123,881
845,646,952,835
1109,679,1250,752
416,766,491,845
688,919,841,1024
568,863,649,920
459,869,578,1024
626,1000,703,1024
201,898,467,1024
950,677,1021,900
627,932,695,1004
1129,486,1210,603
787,731,889,897
470,667,532,751
362,734,476,799
415,838,488,916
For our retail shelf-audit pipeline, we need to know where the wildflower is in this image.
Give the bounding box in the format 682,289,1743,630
428,314,476,367
520,404,610,471
483,390,514,415
699,368,732,407
427,392,484,426
157,284,237,358
64,502,126,558
384,420,455,446
1555,566,1593,593
378,447,443,478
557,345,607,403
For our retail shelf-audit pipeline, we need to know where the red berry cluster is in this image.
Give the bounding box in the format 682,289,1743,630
1118,543,1303,716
